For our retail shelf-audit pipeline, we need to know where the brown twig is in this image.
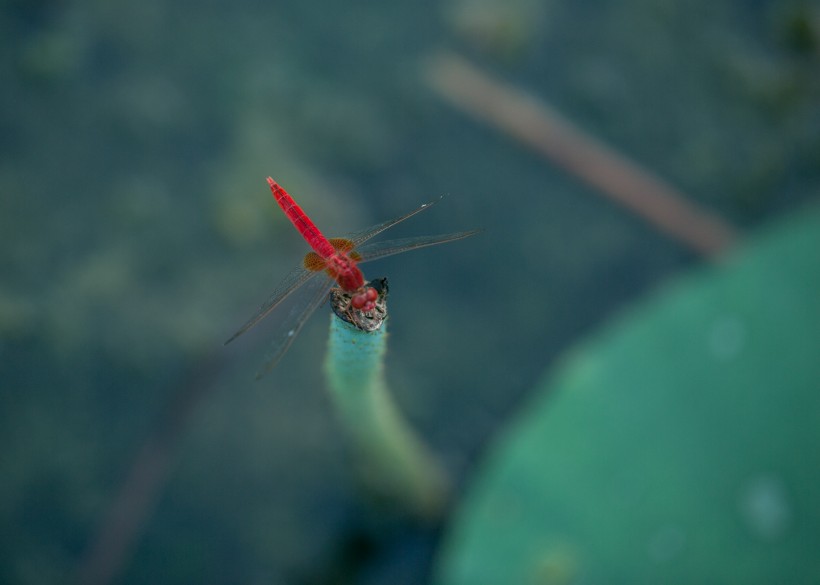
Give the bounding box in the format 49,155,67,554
75,351,227,585
426,52,738,257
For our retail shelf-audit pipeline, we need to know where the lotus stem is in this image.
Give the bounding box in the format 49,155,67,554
324,311,449,518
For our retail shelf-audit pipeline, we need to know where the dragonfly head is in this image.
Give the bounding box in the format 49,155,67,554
330,277,389,332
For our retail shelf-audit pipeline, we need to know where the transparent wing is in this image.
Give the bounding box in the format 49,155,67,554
356,229,482,263
254,274,333,379
348,196,445,248
224,265,320,345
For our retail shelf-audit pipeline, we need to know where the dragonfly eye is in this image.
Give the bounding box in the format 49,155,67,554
351,292,367,309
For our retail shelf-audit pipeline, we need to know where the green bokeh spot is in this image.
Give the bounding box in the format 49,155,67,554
436,208,820,585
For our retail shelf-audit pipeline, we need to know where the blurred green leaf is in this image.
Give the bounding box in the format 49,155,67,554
436,207,820,585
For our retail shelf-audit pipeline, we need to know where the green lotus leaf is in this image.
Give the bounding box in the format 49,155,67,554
437,208,820,585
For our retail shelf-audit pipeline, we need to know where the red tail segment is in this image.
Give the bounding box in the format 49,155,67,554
267,177,335,259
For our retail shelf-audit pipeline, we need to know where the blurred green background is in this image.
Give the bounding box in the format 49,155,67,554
1,0,818,583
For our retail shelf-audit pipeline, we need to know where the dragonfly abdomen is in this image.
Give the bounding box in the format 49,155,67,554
269,177,336,258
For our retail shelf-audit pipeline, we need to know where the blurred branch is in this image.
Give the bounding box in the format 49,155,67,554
425,52,739,257
75,351,227,585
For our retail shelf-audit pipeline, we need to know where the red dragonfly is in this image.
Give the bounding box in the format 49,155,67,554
226,177,479,378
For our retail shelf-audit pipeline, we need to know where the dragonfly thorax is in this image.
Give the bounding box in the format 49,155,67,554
324,252,375,310
326,254,365,291
303,249,365,292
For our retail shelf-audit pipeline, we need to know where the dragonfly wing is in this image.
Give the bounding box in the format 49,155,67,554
348,196,445,248
255,275,332,379
356,229,482,263
225,265,320,345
